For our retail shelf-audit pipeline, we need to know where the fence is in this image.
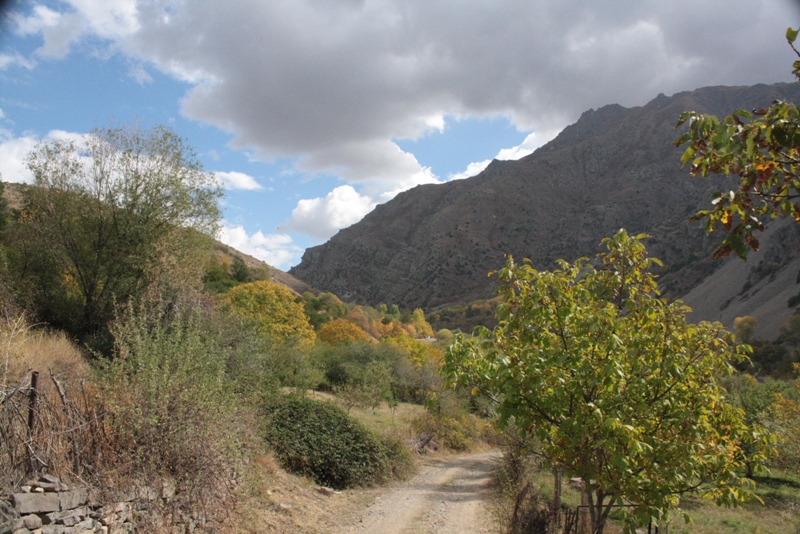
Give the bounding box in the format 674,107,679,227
0,369,105,491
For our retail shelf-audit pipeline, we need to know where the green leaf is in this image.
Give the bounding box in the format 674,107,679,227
787,27,799,43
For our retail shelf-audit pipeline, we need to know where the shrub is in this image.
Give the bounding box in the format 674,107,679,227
411,409,482,451
380,431,417,481
98,303,241,524
265,397,390,489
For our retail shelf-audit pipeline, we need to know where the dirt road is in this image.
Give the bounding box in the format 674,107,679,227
330,450,501,534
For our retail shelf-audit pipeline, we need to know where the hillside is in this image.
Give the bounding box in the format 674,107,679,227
290,82,800,338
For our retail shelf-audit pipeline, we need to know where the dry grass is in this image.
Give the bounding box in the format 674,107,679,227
0,314,103,492
1,314,89,387
306,389,426,435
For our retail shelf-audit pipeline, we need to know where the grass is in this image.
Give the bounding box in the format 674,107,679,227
1,315,88,387
525,469,800,534
306,390,427,435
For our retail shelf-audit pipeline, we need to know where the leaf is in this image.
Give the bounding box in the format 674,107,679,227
787,27,799,43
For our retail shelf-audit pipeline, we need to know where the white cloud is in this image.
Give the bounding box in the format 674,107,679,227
449,129,562,181
0,133,38,183
282,185,377,240
215,170,262,190
13,5,62,36
449,160,491,181
0,53,36,70
9,0,800,240
128,63,152,84
12,1,139,59
218,222,302,269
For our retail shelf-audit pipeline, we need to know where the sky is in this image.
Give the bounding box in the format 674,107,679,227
0,0,799,271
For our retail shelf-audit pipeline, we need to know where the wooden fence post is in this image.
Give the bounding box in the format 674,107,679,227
27,371,39,437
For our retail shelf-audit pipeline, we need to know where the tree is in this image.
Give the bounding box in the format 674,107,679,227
674,28,800,259
734,316,758,344
19,125,221,342
770,383,800,470
225,280,315,347
443,230,766,534
318,318,371,345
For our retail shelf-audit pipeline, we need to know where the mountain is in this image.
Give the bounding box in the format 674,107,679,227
290,83,800,337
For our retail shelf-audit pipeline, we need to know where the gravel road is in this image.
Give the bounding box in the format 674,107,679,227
330,450,501,534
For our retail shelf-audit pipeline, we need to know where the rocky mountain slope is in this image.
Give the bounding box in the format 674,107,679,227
290,83,800,337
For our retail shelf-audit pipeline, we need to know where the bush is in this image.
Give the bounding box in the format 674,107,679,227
380,431,417,481
411,409,483,451
98,303,241,524
265,397,390,489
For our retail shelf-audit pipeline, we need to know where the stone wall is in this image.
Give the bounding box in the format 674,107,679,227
1,475,135,534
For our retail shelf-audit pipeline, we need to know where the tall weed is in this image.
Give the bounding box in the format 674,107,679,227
97,303,241,526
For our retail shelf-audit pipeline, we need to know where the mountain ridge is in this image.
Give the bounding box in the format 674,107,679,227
290,82,800,337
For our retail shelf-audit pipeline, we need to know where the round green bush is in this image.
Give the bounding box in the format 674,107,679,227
266,397,390,489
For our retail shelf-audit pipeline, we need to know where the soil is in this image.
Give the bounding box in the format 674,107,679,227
326,450,501,534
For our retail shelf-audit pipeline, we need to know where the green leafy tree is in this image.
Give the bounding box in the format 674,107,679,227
18,125,221,343
230,255,250,282
443,230,766,534
674,28,800,259
226,280,315,347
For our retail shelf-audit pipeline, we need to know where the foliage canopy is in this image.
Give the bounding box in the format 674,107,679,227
18,125,221,343
674,28,800,259
317,318,371,345
443,230,766,534
225,280,315,346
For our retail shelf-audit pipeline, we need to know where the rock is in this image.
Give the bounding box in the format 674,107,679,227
568,477,584,490
277,503,291,513
75,519,94,531
315,486,335,497
160,481,176,502
22,516,41,530
13,493,60,514
0,501,22,534
135,486,156,502
32,484,59,494
58,490,87,512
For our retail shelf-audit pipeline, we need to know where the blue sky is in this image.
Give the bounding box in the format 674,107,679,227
1,0,798,270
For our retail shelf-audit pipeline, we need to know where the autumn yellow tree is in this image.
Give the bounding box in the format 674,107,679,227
384,335,442,368
318,318,371,345
226,280,315,346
